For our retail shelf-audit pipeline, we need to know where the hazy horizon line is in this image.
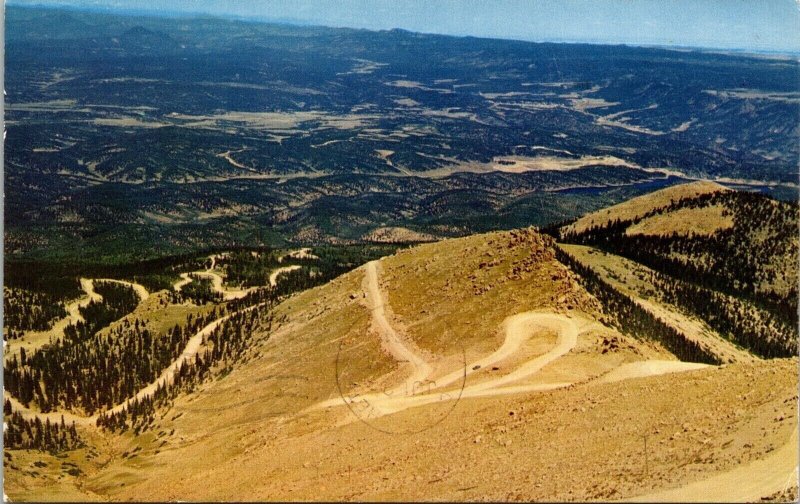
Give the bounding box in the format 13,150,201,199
9,1,800,57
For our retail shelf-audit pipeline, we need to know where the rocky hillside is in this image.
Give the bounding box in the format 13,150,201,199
6,227,795,501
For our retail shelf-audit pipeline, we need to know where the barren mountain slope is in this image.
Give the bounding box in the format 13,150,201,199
625,204,733,237
562,180,729,234
5,229,796,502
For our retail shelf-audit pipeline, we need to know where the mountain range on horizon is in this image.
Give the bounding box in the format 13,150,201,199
7,0,800,53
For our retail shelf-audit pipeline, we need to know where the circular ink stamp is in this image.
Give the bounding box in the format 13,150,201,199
335,337,467,435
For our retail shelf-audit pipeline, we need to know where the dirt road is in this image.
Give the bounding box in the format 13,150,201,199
190,270,256,300
312,261,722,423
364,260,433,395
314,262,581,418
94,278,150,301
5,302,268,426
3,394,94,426
269,265,301,287
624,428,798,502
174,273,193,291
279,248,318,262
596,360,710,384
175,252,313,293
4,279,102,362
360,312,580,417
450,312,578,393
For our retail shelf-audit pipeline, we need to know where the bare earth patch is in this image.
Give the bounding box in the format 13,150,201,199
94,117,169,128
626,204,734,237
362,226,439,243
563,180,729,234
413,154,638,178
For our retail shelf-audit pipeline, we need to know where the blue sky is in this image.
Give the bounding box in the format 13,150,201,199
10,0,800,52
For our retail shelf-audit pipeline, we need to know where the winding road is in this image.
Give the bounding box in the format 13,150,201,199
356,311,578,417
5,301,269,427
313,260,581,418
6,254,308,426
173,273,193,292
279,248,318,262
314,258,726,425
270,265,302,287
192,270,258,300
94,278,150,302
364,260,433,396
173,252,310,296
4,278,148,362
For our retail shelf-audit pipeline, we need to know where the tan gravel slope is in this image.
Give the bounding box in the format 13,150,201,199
5,228,794,502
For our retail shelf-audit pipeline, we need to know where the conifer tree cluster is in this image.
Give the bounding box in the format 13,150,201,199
2,272,82,334
559,190,798,346
5,261,288,436
75,281,141,335
95,360,203,434
3,400,83,453
5,328,25,341
174,276,223,305
3,287,69,333
220,250,283,287
555,247,721,364
644,265,795,357
4,309,221,414
97,301,274,432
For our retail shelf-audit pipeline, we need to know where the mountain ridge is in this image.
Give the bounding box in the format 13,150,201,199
5,207,796,500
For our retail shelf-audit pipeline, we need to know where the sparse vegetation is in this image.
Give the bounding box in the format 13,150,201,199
555,246,720,364
3,402,83,453
559,189,799,356
3,2,799,500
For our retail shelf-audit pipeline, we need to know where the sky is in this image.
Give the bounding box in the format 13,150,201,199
9,0,800,52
